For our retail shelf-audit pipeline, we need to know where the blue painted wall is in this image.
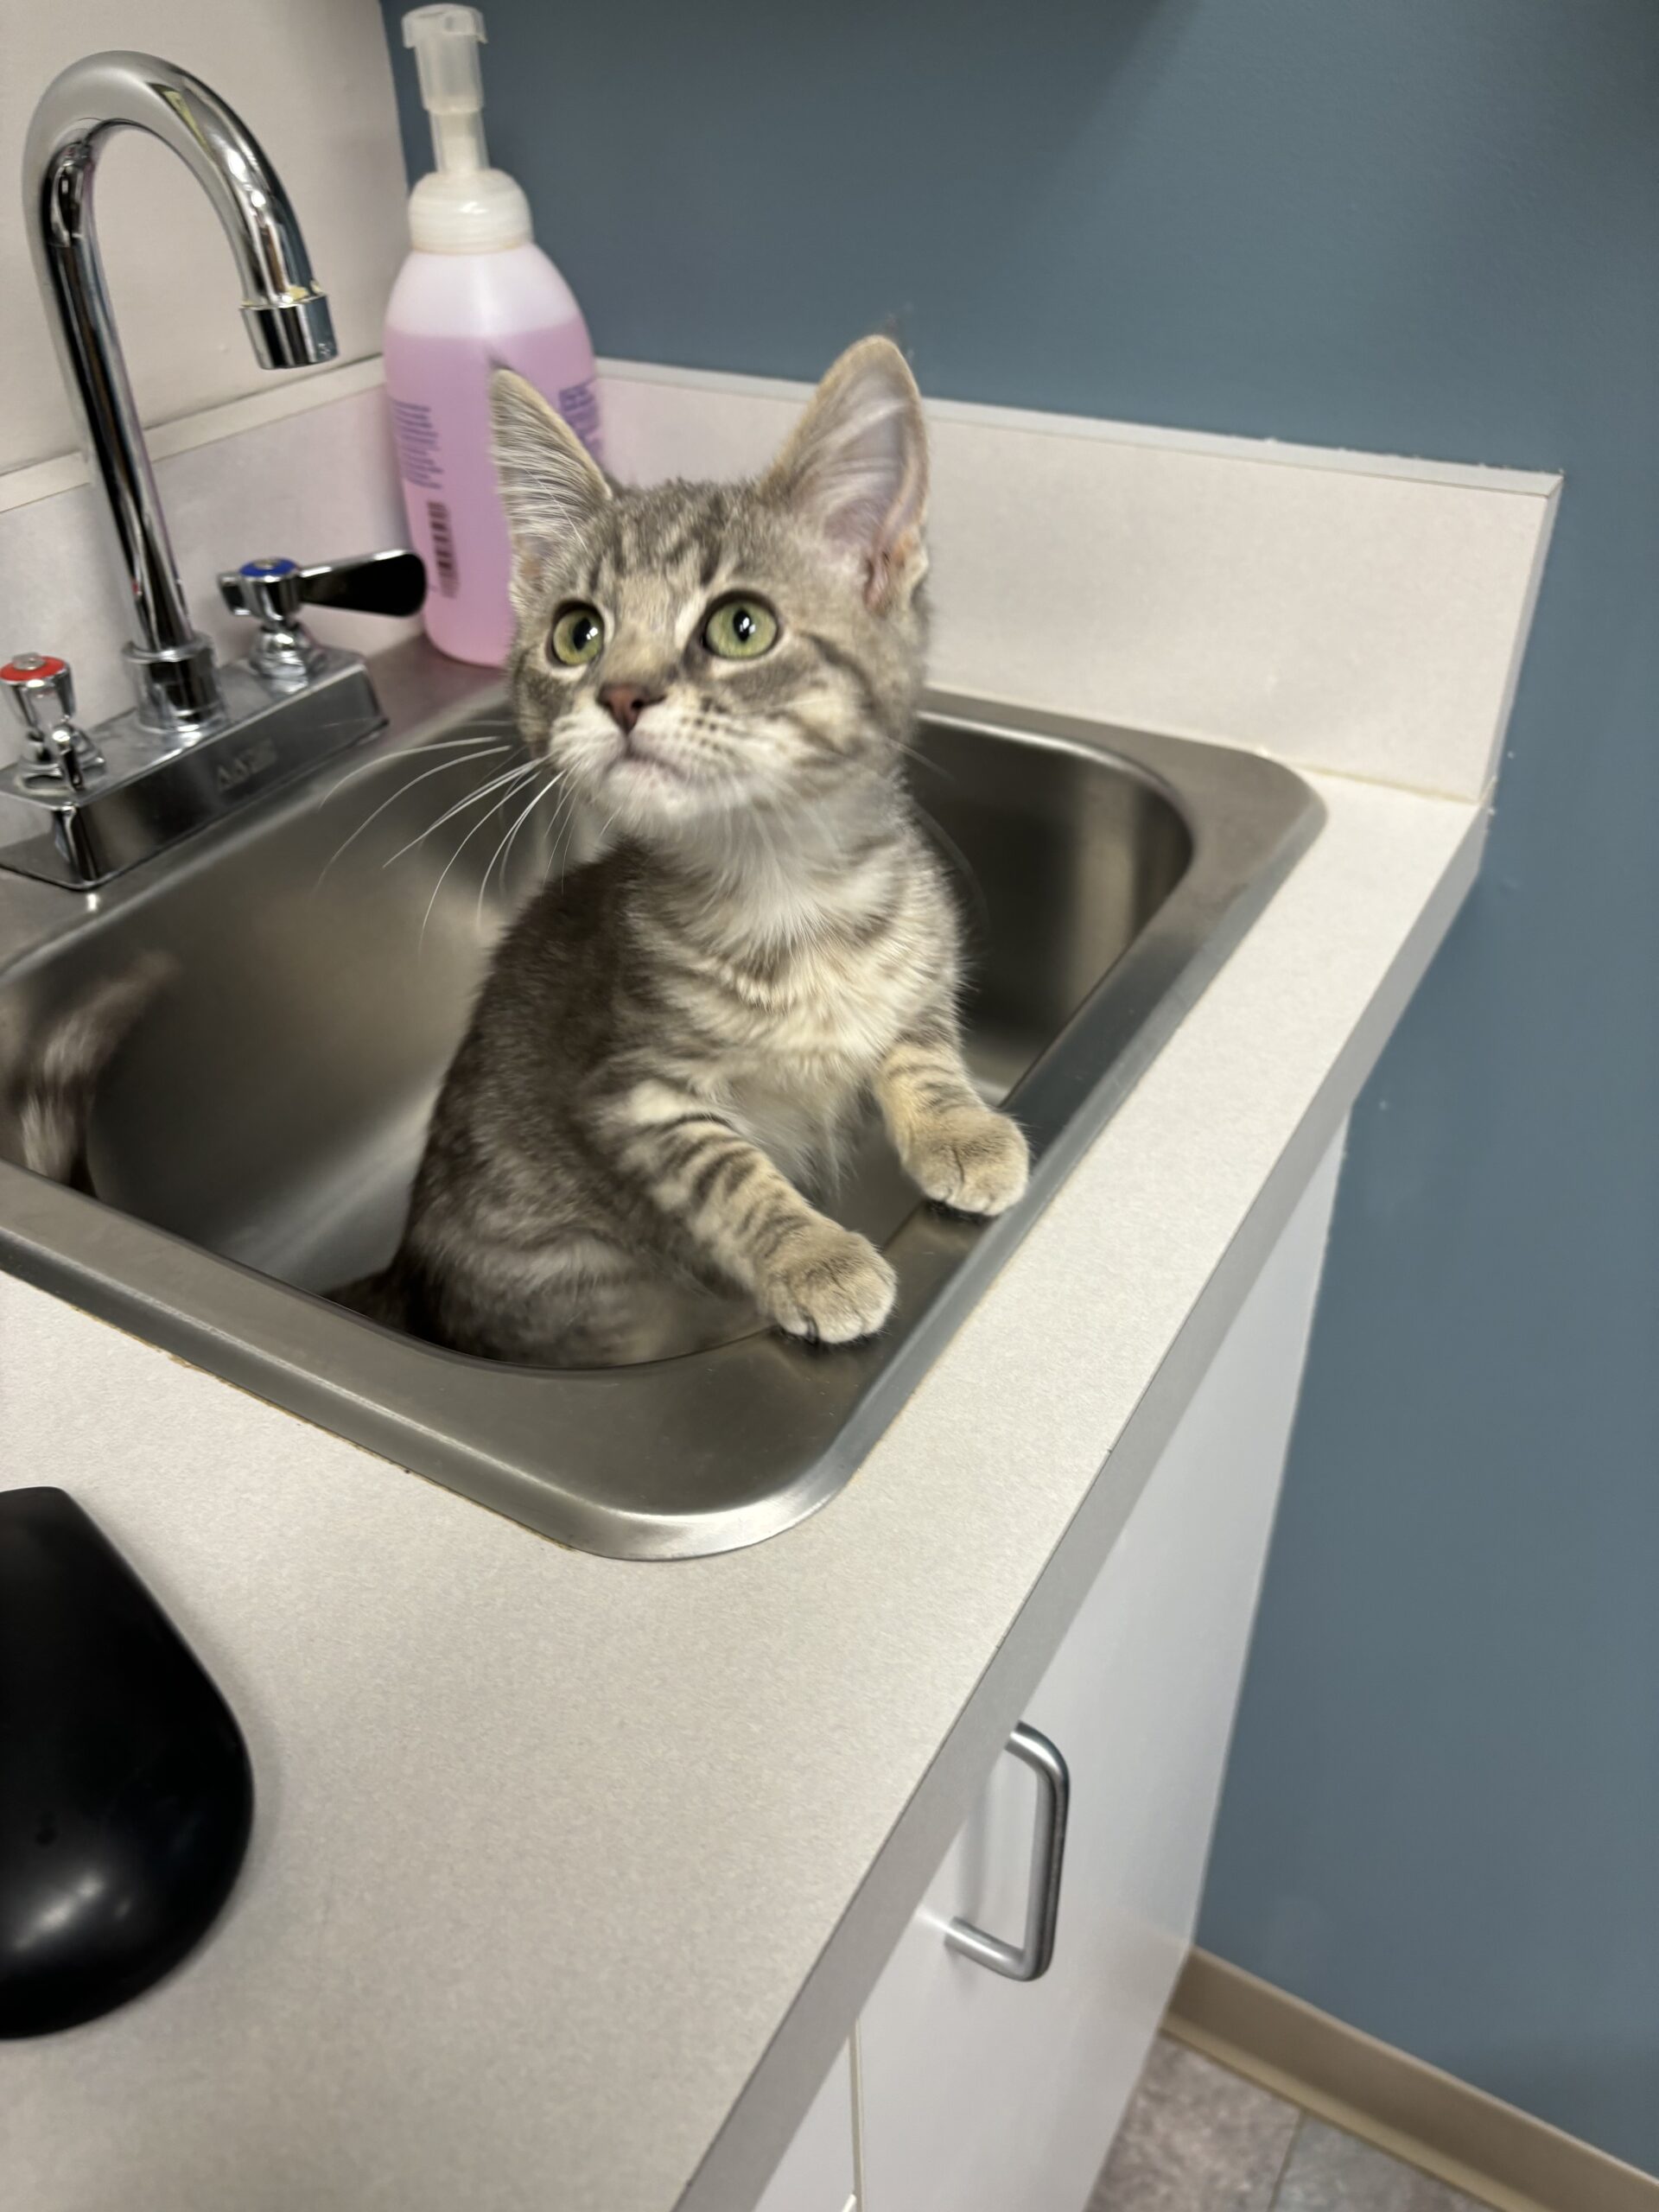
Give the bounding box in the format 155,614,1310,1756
382,0,1659,2170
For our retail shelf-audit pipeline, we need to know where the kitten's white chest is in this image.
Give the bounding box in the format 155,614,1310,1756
652,844,947,1183
715,946,917,1180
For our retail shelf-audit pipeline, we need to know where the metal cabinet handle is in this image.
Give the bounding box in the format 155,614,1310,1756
945,1721,1070,1982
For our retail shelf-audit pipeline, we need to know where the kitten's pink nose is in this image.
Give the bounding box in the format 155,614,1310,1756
599,683,660,737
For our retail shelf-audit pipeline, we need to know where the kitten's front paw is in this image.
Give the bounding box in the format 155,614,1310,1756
904,1108,1029,1217
760,1220,898,1345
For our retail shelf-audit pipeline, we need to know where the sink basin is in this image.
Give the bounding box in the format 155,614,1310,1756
0,641,1319,1559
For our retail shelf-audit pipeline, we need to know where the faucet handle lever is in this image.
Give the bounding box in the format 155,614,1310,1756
219,551,426,628
219,552,425,686
290,550,426,621
1,653,103,791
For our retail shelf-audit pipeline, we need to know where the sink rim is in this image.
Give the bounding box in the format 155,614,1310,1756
0,658,1323,1561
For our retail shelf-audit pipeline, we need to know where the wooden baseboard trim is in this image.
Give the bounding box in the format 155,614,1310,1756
1166,1950,1659,2212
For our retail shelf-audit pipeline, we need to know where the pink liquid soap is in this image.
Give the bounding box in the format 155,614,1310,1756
385,317,602,667
388,8,604,666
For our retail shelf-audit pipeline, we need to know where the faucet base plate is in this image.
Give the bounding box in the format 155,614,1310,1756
0,652,384,888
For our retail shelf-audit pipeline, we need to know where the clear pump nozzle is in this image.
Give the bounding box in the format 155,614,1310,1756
400,3,531,251
404,4,490,176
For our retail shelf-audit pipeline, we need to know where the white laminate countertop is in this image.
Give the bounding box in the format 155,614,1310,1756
1,760,1484,2212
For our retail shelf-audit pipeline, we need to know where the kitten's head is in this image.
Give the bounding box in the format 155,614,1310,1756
490,337,928,841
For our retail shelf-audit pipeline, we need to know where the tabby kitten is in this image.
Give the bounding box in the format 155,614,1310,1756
341,337,1028,1365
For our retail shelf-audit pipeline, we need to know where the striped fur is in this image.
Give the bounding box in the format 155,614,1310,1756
12,957,172,1192
340,339,1027,1363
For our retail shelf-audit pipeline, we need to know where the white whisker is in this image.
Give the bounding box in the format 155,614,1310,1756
420,782,537,952
539,776,588,884
315,747,512,884
476,772,563,931
380,762,537,870
316,734,509,807
445,714,525,738
542,779,593,880
912,798,987,931
901,742,961,791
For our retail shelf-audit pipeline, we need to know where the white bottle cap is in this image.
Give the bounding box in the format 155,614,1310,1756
403,4,532,253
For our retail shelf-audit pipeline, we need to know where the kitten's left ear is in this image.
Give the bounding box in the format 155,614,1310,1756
490,368,612,613
763,337,928,610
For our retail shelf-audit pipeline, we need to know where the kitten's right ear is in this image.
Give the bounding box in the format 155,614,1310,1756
489,370,611,612
763,336,928,611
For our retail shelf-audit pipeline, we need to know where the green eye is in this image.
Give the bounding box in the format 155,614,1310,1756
550,602,604,665
702,594,779,660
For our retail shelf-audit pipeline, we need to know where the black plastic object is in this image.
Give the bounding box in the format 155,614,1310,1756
0,1488,253,2036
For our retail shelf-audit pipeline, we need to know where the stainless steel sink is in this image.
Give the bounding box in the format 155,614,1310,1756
0,640,1320,1559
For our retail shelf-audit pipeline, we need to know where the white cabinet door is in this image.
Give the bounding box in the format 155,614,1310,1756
753,2042,857,2212
857,1140,1342,2212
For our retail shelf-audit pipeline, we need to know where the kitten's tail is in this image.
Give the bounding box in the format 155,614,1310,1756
12,955,174,1192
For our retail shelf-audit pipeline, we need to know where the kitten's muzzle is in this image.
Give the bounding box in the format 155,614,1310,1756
610,733,688,785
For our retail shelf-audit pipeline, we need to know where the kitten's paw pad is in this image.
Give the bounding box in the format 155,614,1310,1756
762,1224,897,1345
906,1109,1029,1217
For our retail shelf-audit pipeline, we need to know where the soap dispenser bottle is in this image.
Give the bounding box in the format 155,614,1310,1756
385,3,602,666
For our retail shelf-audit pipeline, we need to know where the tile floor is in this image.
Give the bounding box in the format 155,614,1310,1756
1090,2038,1488,2212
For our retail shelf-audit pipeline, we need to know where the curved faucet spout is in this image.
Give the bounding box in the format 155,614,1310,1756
25,52,338,734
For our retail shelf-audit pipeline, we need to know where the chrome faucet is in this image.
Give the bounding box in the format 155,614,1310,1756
0,52,423,888
28,50,339,735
